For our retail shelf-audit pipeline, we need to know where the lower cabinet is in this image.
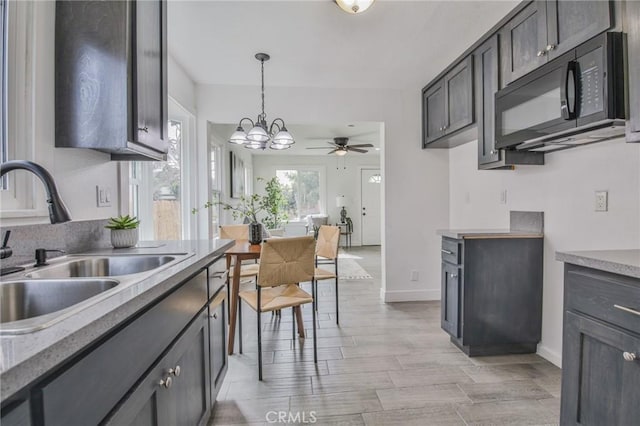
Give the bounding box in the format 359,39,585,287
105,310,211,426
209,290,227,403
440,236,543,356
560,264,640,425
0,399,30,426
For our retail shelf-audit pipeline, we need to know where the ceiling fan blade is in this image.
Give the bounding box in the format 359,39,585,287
348,148,369,153
327,149,338,155
347,143,374,148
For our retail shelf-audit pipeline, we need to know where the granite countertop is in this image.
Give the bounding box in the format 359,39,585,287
0,239,234,402
437,229,544,239
556,249,640,279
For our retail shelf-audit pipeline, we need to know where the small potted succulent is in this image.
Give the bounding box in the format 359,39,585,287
106,215,140,248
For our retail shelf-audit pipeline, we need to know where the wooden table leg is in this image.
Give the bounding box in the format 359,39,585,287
295,305,305,338
227,257,242,355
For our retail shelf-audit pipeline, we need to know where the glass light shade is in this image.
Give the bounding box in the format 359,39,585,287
335,149,348,156
229,127,248,144
269,143,291,150
247,125,270,143
245,140,267,150
335,0,375,14
273,129,295,145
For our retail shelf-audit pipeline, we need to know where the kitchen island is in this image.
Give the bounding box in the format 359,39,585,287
557,249,640,425
0,239,234,426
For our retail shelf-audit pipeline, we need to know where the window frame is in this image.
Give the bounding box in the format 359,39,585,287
274,165,326,221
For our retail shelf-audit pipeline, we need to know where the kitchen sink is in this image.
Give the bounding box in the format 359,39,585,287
26,255,177,279
0,279,120,325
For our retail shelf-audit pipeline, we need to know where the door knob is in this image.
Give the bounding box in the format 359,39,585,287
623,352,637,362
545,44,556,52
362,212,366,216
159,376,173,388
168,365,181,377
536,50,546,57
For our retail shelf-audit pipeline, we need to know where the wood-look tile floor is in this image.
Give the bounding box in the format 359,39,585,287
209,246,561,426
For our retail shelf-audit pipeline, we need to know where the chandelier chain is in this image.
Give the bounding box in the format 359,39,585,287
261,59,265,120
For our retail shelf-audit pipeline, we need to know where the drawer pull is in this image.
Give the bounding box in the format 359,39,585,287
159,376,173,389
441,249,454,255
614,304,640,317
623,352,637,362
168,365,181,377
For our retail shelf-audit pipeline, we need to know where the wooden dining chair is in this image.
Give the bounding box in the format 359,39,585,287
313,225,341,324
238,236,317,380
220,225,259,324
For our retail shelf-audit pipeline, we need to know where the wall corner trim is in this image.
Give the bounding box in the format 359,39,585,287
536,344,562,368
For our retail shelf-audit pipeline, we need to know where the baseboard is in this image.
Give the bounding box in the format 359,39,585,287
537,344,562,367
380,288,440,302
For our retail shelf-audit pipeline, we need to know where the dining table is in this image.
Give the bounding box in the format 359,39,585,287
225,239,306,355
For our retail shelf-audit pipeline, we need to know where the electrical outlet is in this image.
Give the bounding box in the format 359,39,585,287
410,270,419,281
595,190,608,212
96,185,112,207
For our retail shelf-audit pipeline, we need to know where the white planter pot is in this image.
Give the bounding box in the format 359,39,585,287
110,228,139,248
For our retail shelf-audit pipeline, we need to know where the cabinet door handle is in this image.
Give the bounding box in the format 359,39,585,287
168,365,181,377
490,150,496,155
614,304,640,317
441,249,454,255
537,50,546,57
545,44,556,52
623,352,637,362
138,126,149,133
450,273,458,278
159,376,173,389
210,312,218,319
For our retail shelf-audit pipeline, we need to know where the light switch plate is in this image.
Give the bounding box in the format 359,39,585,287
96,185,112,207
595,190,608,212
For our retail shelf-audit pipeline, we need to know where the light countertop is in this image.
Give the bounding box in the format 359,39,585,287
437,229,544,239
0,239,234,402
556,249,640,279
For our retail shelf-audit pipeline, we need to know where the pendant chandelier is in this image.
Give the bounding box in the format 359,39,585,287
228,53,294,150
335,0,375,14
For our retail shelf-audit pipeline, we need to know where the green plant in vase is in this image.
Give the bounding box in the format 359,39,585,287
105,215,140,248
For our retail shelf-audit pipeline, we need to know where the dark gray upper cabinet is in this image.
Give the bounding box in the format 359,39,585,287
55,0,168,161
422,56,475,148
501,0,612,86
626,0,640,142
475,35,544,169
500,1,548,87
561,265,640,425
422,82,446,146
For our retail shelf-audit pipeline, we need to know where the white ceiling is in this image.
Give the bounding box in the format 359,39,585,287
168,0,519,91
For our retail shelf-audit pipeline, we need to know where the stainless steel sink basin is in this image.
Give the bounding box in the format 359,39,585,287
26,255,177,279
0,279,119,324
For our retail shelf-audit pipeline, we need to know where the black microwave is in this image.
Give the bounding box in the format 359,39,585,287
495,32,625,152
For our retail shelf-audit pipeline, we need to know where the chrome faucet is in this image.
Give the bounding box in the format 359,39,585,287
0,160,72,224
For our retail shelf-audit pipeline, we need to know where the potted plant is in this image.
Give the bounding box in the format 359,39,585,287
259,177,289,233
194,193,265,244
106,215,140,248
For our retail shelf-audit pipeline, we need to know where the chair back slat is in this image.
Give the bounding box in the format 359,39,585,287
220,224,249,240
316,225,340,260
258,236,315,287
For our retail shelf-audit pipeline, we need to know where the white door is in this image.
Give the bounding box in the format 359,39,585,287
361,169,381,245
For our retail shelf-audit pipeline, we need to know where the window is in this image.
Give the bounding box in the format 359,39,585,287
129,99,196,240
208,143,222,238
275,168,324,220
0,0,6,188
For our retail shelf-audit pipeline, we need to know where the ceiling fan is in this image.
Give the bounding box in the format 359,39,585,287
306,137,374,156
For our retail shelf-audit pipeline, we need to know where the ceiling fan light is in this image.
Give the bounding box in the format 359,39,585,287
335,0,375,14
229,127,248,144
247,125,270,143
273,129,295,145
335,149,348,156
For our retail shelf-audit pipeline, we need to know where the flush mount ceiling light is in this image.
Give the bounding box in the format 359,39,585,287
229,53,294,151
335,0,375,14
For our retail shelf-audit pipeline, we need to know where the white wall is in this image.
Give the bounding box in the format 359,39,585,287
449,138,640,365
252,154,381,245
168,55,197,114
196,84,450,302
